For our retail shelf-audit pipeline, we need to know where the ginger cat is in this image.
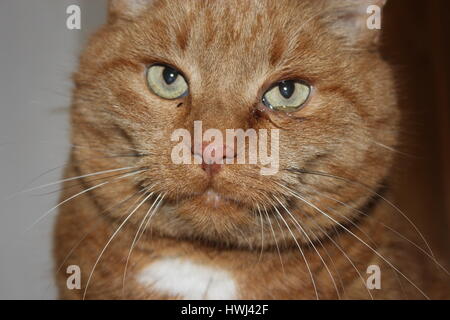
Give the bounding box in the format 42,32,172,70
54,0,449,299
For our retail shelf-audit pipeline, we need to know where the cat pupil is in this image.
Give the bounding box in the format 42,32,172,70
162,67,178,85
279,81,295,99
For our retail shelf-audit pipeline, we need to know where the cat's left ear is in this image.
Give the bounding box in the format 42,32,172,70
323,0,388,47
107,0,153,23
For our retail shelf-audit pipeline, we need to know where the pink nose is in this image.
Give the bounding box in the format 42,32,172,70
192,141,236,176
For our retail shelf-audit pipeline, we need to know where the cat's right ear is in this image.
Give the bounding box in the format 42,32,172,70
107,0,153,23
321,0,388,48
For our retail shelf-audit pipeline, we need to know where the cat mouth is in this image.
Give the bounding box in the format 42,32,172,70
199,189,237,209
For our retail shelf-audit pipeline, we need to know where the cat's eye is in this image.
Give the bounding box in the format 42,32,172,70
146,64,188,100
262,80,311,112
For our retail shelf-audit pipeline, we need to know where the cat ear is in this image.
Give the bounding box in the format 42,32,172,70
323,0,388,47
107,0,153,22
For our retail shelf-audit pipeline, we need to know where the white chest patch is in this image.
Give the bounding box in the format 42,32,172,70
137,257,237,300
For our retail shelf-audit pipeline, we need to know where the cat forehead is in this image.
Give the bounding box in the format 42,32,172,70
145,0,312,40
130,0,317,67
111,0,387,56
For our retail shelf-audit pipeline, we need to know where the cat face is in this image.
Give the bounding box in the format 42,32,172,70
71,0,398,248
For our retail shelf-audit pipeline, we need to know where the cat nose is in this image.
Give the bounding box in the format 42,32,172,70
192,141,236,176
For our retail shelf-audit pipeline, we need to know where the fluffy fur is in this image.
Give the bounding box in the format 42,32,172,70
54,0,449,299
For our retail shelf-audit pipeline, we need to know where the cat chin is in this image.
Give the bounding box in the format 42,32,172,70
171,190,249,215
157,171,264,209
199,189,233,209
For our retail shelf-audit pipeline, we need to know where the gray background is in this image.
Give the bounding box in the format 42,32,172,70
0,0,107,299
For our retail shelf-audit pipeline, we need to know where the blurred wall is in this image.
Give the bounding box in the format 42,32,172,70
0,0,106,299
382,0,450,261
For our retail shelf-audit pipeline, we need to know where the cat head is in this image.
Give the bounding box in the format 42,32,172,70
71,0,398,249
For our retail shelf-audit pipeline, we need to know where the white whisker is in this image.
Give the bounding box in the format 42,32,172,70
83,191,154,300
274,195,341,299
25,169,147,231
256,204,265,262
266,196,319,300
289,169,435,259
262,205,285,273
298,208,373,299
122,192,165,296
277,183,431,300
6,166,139,201
137,193,165,244
55,189,146,275
316,189,450,277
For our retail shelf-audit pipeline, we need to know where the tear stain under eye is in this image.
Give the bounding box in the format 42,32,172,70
252,104,305,129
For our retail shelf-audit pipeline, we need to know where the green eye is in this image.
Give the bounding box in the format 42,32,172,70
146,64,189,100
262,80,311,112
